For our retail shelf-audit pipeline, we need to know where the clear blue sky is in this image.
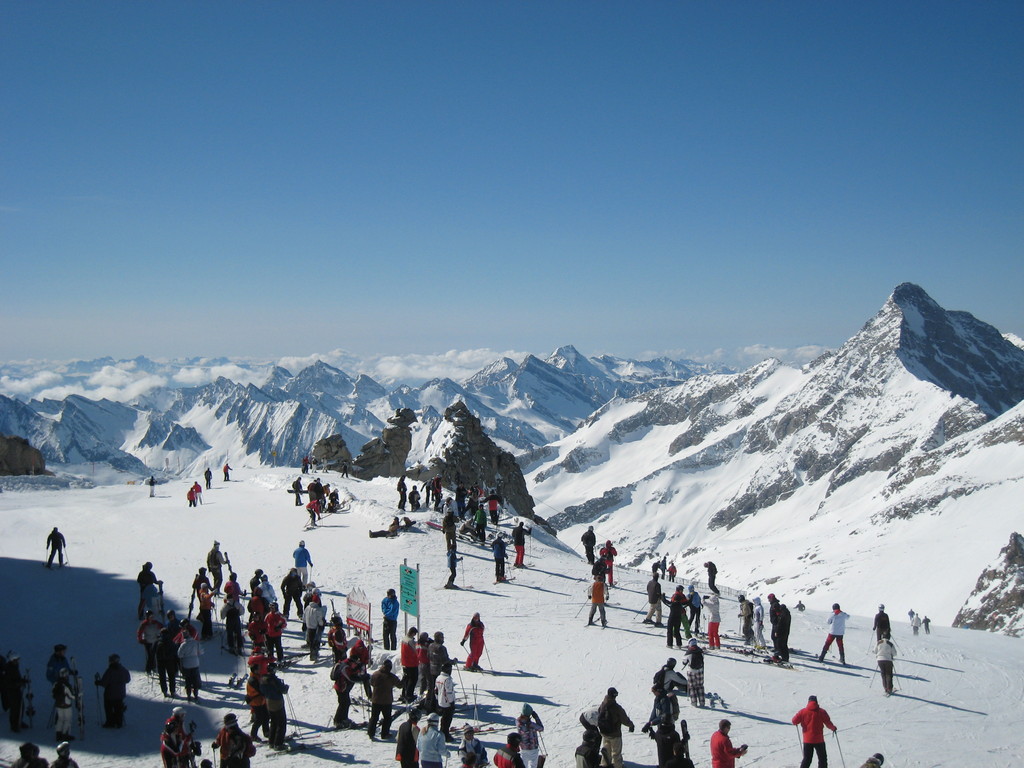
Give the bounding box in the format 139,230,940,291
2,1,1022,362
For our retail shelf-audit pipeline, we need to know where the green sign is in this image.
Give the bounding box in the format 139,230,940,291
400,564,419,616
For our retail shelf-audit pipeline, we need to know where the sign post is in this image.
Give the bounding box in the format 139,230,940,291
400,560,420,638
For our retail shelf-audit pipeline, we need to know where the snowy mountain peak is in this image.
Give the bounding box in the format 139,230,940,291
886,282,1024,416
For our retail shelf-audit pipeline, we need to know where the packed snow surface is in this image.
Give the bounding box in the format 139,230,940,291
1,467,1021,767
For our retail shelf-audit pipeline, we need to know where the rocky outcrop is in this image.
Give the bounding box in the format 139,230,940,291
954,533,1024,636
433,402,537,520
0,434,51,476
351,409,417,480
311,434,353,471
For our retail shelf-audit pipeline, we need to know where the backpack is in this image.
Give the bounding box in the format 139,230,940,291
653,667,667,690
596,704,614,735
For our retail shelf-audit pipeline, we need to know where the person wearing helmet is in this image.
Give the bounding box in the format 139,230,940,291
861,754,885,768
818,604,851,665
51,667,76,743
293,541,313,584
873,605,891,642
13,742,51,768
493,731,524,768
682,639,706,708
52,740,80,768
161,709,188,768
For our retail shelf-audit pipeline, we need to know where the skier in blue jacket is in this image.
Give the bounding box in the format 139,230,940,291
491,534,508,583
381,589,400,650
293,541,313,583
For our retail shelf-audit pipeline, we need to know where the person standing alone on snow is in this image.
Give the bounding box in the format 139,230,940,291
46,527,67,568
461,613,485,671
818,604,850,665
792,695,837,768
710,719,747,768
587,575,607,628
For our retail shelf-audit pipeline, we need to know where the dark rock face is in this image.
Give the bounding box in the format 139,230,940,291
954,533,1024,636
311,434,353,470
352,408,417,480
433,402,536,520
0,434,50,476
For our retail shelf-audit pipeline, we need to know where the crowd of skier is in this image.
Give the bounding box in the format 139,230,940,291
2,466,925,768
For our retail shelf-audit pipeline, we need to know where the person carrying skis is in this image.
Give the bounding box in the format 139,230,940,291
213,712,256,767
293,541,313,584
137,562,160,619
703,562,719,594
705,593,722,650
51,668,76,743
817,603,850,665
1,653,27,733
596,687,634,768
381,589,400,650
46,527,67,568
681,639,705,708
792,695,837,768
206,542,227,594
516,704,544,768
644,573,664,626
587,574,608,628
461,613,485,671
710,719,747,768
95,653,130,728
599,541,617,586
46,644,72,684
581,526,597,565
875,636,897,695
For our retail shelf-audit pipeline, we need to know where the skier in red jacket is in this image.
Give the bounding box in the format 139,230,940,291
461,613,485,671
599,541,618,586
710,719,747,768
791,696,837,768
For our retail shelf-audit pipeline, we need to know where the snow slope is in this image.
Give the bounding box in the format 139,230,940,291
1,468,1021,767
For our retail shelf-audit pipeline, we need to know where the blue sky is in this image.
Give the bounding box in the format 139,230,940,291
2,1,1022,363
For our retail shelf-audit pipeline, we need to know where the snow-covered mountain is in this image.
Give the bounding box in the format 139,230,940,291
527,283,1024,629
0,348,715,476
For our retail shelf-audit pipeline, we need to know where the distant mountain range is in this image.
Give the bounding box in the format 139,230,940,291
0,347,726,475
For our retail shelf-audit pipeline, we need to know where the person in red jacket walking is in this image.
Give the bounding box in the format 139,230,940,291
461,613,486,671
710,719,748,768
791,695,837,768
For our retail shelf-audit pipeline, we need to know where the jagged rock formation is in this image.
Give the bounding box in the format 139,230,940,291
311,434,352,470
352,408,417,480
432,402,537,521
954,533,1024,636
0,434,50,475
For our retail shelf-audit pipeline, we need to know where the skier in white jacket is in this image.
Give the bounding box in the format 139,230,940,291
818,603,851,665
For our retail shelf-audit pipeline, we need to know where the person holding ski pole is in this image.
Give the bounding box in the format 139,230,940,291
792,695,837,768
